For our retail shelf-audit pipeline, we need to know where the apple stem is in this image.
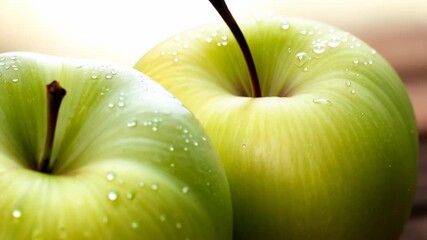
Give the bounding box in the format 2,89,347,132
39,81,66,173
209,0,261,97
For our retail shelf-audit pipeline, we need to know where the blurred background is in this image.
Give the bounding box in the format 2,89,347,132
0,0,426,238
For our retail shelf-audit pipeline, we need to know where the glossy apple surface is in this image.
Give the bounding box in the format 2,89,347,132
0,52,232,239
135,16,418,239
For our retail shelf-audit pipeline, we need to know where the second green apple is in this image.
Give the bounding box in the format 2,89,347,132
135,15,418,239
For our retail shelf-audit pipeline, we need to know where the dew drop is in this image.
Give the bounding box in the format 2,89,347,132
108,102,115,108
312,42,326,54
131,221,140,229
127,120,137,128
313,98,332,105
151,184,158,190
351,89,357,95
12,78,19,83
169,146,175,151
176,222,182,229
107,191,119,201
346,81,352,87
327,34,342,48
205,37,213,43
182,186,190,194
117,101,125,108
91,75,98,80
371,49,377,55
106,171,116,181
152,126,158,132
281,20,290,30
12,209,22,219
242,144,247,149
126,192,135,200
105,74,113,79
353,58,359,64
294,52,310,67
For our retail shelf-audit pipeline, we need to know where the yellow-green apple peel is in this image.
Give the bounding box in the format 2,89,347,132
135,2,418,239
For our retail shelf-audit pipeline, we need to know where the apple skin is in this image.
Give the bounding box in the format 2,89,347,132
0,52,232,239
135,16,419,239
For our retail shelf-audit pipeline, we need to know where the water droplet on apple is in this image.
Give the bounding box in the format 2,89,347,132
139,181,145,188
327,33,342,48
127,120,137,128
126,192,135,200
107,191,119,201
313,98,332,105
176,222,182,229
351,89,357,95
102,216,109,224
159,214,166,222
183,147,189,151
371,49,377,55
301,29,307,35
11,209,22,219
312,42,326,54
151,184,158,190
131,220,140,229
281,20,290,30
170,163,175,168
353,58,359,64
108,102,115,109
205,37,213,43
106,171,116,181
242,144,247,149
91,75,98,80
117,101,125,108
346,81,352,87
294,52,310,67
152,126,158,132
173,57,179,63
182,186,190,194
12,78,19,83
105,74,113,79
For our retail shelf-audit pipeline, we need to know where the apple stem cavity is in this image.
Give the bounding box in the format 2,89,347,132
209,0,261,97
39,81,66,173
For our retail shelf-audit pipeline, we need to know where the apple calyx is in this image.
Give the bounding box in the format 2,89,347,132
209,0,261,97
39,81,66,173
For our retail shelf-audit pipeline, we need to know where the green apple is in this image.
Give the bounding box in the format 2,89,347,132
0,52,232,239
134,4,419,240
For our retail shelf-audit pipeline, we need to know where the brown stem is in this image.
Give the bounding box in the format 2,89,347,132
209,0,261,97
39,81,66,173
